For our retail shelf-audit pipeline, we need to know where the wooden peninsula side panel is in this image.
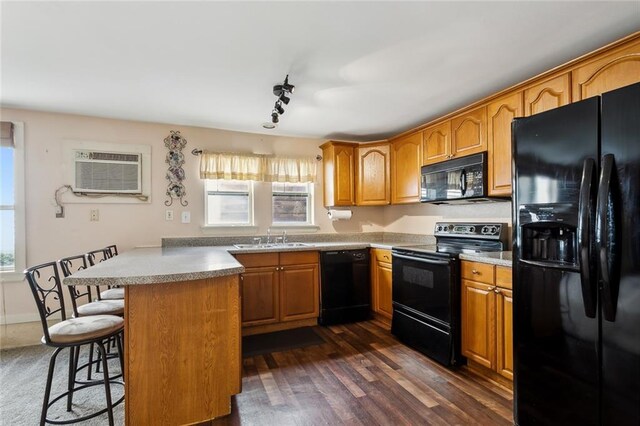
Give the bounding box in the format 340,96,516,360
124,274,241,425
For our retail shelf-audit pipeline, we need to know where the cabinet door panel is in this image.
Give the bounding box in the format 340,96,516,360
461,279,495,369
334,145,355,205
280,264,319,322
422,121,451,165
375,260,393,319
488,92,522,196
524,73,571,116
572,40,640,101
321,142,355,207
496,288,513,380
356,144,390,205
391,132,422,204
451,107,487,157
241,268,279,326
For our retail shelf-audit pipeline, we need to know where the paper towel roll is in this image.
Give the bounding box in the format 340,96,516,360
327,209,352,221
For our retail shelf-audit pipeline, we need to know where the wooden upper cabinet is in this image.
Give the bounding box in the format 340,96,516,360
391,132,423,204
451,106,487,157
487,92,523,197
356,143,391,206
422,121,451,165
572,38,640,101
524,73,571,116
320,141,356,207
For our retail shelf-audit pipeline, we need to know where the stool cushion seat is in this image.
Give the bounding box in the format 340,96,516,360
100,288,124,300
77,299,124,317
46,315,124,344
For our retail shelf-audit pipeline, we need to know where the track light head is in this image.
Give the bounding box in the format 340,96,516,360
283,75,295,93
271,111,279,124
275,102,285,115
279,94,290,105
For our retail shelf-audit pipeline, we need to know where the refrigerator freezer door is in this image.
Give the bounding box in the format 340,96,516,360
600,82,640,426
513,98,600,425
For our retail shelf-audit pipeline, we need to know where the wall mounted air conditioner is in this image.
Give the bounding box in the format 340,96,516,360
72,150,142,194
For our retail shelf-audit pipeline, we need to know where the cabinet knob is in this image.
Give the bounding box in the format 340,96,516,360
240,275,244,281
487,286,495,291
383,255,389,259
494,288,501,294
472,269,480,274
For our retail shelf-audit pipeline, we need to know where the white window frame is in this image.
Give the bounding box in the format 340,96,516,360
270,182,315,227
203,179,255,228
0,122,26,282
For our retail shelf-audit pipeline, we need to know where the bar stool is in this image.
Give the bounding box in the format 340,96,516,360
87,248,124,301
60,254,125,380
24,261,124,426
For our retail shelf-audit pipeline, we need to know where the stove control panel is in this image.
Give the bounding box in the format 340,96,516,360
434,222,507,240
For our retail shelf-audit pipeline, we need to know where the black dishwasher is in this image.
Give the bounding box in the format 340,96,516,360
319,249,371,325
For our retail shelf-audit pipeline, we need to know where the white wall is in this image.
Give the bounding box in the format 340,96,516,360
0,108,512,325
0,108,385,324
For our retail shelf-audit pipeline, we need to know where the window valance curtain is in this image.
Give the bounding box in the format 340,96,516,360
199,152,317,183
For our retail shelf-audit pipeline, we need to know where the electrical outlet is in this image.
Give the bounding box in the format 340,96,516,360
90,209,99,222
165,210,174,221
181,211,191,224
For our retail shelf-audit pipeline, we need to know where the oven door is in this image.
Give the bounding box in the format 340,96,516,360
391,251,454,324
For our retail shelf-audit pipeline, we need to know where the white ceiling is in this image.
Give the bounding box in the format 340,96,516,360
1,2,639,141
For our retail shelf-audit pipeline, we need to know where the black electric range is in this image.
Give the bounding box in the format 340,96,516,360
391,222,508,367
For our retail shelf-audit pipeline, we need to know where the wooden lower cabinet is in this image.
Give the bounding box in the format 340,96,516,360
280,263,319,321
240,267,279,326
371,249,393,323
461,279,496,369
461,261,513,381
496,288,513,380
236,251,319,334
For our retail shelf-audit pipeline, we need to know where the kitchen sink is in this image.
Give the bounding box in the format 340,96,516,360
233,242,313,249
233,243,277,249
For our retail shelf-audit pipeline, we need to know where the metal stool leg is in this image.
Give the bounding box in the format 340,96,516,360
96,341,115,426
87,342,94,380
41,347,63,426
116,333,125,380
66,347,76,411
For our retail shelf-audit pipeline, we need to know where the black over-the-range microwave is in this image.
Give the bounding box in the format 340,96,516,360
420,152,508,204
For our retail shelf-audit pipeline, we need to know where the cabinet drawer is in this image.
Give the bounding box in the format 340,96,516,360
234,253,279,268
373,249,392,263
280,251,319,266
496,266,512,289
461,261,494,284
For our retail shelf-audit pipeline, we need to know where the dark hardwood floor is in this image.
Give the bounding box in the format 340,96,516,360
212,321,513,426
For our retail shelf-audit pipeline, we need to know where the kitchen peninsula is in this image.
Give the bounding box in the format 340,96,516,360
63,247,245,425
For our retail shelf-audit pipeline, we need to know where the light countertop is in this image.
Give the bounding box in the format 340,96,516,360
459,251,513,267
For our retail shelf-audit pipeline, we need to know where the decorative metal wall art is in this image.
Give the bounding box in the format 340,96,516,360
164,130,188,206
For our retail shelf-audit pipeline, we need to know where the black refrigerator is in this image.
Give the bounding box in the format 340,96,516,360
512,82,640,426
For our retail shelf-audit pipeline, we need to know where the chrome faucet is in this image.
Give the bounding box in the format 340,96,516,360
282,230,287,244
266,228,272,244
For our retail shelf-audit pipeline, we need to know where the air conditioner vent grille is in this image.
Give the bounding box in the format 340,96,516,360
75,162,140,192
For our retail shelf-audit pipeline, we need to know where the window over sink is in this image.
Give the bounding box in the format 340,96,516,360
272,182,313,225
205,180,254,226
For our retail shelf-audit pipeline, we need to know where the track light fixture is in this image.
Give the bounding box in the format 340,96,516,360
264,74,295,129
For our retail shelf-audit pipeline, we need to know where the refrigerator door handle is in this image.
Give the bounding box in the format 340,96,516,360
578,158,597,318
596,153,618,322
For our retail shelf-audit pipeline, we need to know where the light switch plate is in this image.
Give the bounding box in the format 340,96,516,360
181,211,191,224
165,210,174,221
90,209,99,222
